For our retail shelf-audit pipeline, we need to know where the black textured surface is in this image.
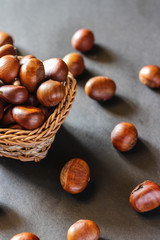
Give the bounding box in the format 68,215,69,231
0,0,160,239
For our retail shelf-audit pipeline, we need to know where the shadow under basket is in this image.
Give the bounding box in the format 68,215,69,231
0,73,77,162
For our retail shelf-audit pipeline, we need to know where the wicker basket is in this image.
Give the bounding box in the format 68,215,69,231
0,73,77,162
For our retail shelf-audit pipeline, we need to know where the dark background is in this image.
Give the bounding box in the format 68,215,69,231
0,0,160,239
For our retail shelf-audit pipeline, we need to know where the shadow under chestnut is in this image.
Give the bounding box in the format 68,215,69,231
118,138,157,172
83,44,118,64
99,94,135,117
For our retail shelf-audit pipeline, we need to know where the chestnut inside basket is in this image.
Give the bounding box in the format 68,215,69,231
0,73,77,162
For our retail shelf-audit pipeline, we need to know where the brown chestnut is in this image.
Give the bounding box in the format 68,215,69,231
72,29,94,52
19,55,36,65
0,85,28,104
0,55,19,84
1,106,15,126
0,32,13,46
0,44,17,58
63,52,84,77
85,76,116,101
111,122,138,152
37,80,65,107
10,232,40,240
60,158,90,194
139,65,160,88
129,180,160,213
25,93,39,106
67,219,100,240
0,80,4,87
19,58,45,92
43,58,68,82
12,106,45,130
38,105,53,120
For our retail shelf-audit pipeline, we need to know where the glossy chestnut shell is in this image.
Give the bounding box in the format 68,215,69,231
85,76,116,101
37,80,65,107
0,85,28,104
0,100,4,120
0,44,17,58
67,219,100,240
111,122,138,152
60,158,90,194
19,58,45,93
0,55,19,84
10,232,40,240
12,106,45,130
139,65,160,88
129,180,160,213
72,29,94,52
1,106,15,126
43,58,68,82
0,32,13,46
63,52,84,77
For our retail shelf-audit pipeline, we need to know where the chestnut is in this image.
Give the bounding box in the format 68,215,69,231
111,122,138,152
19,58,45,92
25,93,39,106
0,44,17,58
85,76,116,101
139,65,160,88
63,52,84,77
19,55,36,65
37,80,65,107
0,80,4,87
129,180,160,213
60,158,90,194
72,29,94,52
0,55,19,84
67,219,100,240
0,85,28,104
38,105,53,120
10,232,40,240
0,32,13,46
12,106,45,130
43,58,68,82
1,106,15,126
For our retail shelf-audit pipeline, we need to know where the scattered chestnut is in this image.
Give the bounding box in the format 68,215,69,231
85,76,116,101
129,180,160,213
19,55,36,65
0,55,19,84
12,106,45,130
37,80,65,107
111,122,138,152
0,85,28,104
67,219,100,240
19,58,45,92
10,232,40,240
0,44,17,58
1,106,15,126
139,65,160,88
72,29,94,52
63,52,84,77
60,158,90,194
0,32,13,46
43,58,68,82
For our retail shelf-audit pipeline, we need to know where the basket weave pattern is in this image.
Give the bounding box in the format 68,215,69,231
0,73,77,162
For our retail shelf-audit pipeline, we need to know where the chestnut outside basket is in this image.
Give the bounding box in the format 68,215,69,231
0,73,77,162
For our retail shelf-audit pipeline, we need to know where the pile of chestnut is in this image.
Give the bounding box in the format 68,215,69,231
0,32,69,130
7,28,160,240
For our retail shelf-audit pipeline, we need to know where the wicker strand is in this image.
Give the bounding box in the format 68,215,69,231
0,73,77,162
